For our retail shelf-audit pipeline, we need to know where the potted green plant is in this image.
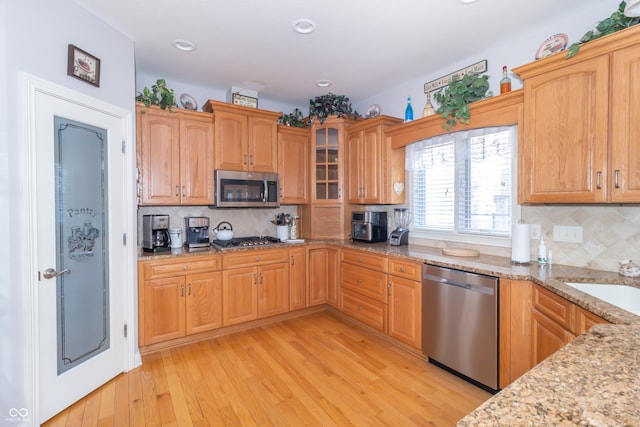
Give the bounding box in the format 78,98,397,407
135,79,177,111
308,93,360,124
566,1,639,58
433,73,492,130
277,108,309,127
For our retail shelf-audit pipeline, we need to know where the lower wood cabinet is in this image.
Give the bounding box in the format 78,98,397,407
222,249,289,326
340,288,387,331
138,255,222,346
288,246,307,311
387,258,422,349
308,246,339,307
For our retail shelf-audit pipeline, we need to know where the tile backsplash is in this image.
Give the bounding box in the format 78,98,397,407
138,205,298,243
139,204,640,273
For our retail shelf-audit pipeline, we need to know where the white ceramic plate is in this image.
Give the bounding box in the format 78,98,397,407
535,33,568,60
180,93,198,110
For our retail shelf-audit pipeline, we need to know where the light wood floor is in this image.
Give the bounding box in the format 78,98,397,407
43,310,490,426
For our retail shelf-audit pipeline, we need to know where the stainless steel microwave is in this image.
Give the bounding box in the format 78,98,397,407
213,170,279,208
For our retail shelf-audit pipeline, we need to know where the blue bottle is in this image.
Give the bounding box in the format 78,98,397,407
404,97,413,123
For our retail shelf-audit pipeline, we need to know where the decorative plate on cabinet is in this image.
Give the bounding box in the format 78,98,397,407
365,104,381,118
535,33,568,60
179,93,198,110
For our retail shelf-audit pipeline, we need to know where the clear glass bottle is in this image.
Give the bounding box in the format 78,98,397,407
422,92,435,117
500,66,512,94
404,97,413,122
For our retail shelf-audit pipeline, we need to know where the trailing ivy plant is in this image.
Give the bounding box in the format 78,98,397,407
433,73,492,130
308,93,360,124
277,108,309,127
566,1,640,59
135,79,177,111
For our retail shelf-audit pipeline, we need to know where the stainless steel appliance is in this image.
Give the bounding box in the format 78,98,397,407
210,235,281,250
389,208,410,246
351,211,387,243
142,214,171,253
422,264,499,392
213,170,279,208
184,217,210,248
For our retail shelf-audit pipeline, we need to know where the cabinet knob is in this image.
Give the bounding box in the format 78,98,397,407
256,257,260,262
357,306,363,311
357,258,363,263
183,266,188,270
400,267,405,272
357,279,363,283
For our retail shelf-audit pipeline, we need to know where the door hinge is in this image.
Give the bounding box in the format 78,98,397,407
122,139,126,154
123,233,127,245
124,323,128,337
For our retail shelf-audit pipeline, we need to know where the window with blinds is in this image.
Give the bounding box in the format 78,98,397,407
407,126,516,239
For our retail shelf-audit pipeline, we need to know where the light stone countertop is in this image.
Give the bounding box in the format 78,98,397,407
139,239,640,424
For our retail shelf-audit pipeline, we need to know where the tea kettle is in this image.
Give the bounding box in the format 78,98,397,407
213,221,234,240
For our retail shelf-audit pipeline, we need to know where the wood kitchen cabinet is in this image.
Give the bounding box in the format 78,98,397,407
339,249,388,332
514,25,640,203
277,125,309,204
387,258,422,349
203,100,280,173
222,249,289,326
299,116,355,239
307,245,339,307
346,115,404,204
138,255,222,345
136,103,214,205
288,246,307,311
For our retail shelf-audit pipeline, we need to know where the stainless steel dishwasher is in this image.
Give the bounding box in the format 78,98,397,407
422,263,498,392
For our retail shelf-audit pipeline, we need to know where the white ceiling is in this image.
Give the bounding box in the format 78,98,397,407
75,0,602,106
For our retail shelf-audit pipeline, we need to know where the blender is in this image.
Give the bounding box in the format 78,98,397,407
389,208,411,246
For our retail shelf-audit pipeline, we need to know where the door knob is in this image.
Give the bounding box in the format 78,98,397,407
42,268,71,279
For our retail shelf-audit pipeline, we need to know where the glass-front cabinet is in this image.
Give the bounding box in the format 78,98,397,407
314,126,341,201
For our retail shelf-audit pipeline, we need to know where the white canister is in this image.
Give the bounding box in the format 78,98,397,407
276,225,290,242
169,228,183,248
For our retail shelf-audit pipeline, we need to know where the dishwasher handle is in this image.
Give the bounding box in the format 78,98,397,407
423,273,495,296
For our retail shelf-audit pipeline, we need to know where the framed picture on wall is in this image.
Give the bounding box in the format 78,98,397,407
67,44,100,87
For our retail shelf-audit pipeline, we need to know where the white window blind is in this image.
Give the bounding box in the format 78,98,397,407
407,126,516,238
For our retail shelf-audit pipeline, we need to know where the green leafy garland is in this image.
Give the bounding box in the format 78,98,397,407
135,79,177,111
566,1,640,58
433,73,492,130
308,93,360,124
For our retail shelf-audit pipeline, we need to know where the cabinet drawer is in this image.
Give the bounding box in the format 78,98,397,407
388,258,422,281
341,249,387,272
340,288,387,332
533,285,574,331
142,255,221,280
223,248,288,269
341,263,388,303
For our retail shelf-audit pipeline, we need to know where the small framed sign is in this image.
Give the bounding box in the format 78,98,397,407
67,44,100,87
232,93,258,108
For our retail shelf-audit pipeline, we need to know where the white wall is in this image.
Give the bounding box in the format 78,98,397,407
1,1,135,424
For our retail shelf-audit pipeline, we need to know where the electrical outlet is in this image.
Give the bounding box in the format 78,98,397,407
530,224,541,240
553,225,583,243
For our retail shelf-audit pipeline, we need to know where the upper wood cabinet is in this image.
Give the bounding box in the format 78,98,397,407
514,25,640,203
136,103,214,205
346,115,404,204
203,100,280,173
277,125,309,204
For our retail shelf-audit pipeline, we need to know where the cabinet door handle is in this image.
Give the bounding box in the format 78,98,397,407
243,154,248,165
291,255,295,266
182,186,186,197
175,185,180,196
596,171,602,189
188,283,192,296
259,273,263,284
181,284,184,297
388,283,391,296
614,170,620,189
253,274,257,285
250,154,254,165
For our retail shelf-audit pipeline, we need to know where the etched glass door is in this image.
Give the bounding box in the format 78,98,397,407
53,117,110,373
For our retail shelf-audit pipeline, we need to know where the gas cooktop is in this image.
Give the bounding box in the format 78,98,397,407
210,236,281,250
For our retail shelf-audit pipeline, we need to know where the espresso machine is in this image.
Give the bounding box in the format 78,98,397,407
389,208,411,246
185,217,210,248
142,214,171,253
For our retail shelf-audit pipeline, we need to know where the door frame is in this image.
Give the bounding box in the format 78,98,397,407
19,72,140,421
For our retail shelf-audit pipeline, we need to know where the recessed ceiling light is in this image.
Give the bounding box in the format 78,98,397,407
173,39,195,52
316,79,332,88
460,0,478,3
293,18,316,34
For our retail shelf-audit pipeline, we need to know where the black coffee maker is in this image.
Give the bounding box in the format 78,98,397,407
142,214,171,252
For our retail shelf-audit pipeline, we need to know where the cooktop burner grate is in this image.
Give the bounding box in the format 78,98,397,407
210,236,281,250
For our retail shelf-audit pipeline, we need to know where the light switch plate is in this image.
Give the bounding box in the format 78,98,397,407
553,225,583,243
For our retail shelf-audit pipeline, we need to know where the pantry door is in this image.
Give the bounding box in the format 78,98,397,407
32,82,129,423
